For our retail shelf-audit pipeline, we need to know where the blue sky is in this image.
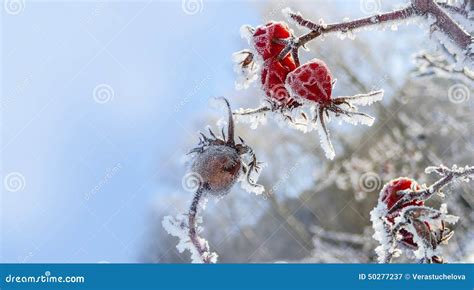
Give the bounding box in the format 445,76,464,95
1,0,427,263
1,0,260,263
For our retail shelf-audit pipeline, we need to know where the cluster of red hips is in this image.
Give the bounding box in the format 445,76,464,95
380,178,424,248
252,22,334,109
238,21,383,160
379,178,450,263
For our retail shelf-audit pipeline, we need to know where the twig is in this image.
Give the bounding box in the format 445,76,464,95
188,186,213,263
389,165,474,214
284,0,472,65
414,52,474,83
437,2,469,18
290,6,416,47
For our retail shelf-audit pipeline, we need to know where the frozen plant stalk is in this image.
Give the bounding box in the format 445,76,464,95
162,98,264,263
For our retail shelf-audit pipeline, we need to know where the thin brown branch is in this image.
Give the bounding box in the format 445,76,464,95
412,0,472,53
188,186,213,263
414,52,474,83
286,0,472,64
389,165,474,214
289,6,417,48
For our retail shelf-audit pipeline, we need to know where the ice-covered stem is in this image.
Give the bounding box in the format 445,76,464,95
437,1,469,17
412,0,472,53
414,52,474,84
389,165,474,214
188,186,213,263
285,0,472,64
289,6,416,46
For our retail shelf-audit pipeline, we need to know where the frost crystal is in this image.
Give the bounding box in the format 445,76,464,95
370,165,473,263
232,50,259,90
162,214,218,263
233,106,269,130
316,111,335,160
239,24,254,43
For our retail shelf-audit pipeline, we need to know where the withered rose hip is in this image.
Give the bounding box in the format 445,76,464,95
188,98,261,197
192,145,241,195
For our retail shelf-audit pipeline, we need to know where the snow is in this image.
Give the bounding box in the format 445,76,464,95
336,105,375,126
339,90,384,106
238,172,265,195
238,150,265,195
316,111,335,160
232,50,259,90
162,214,218,263
431,30,472,71
370,182,392,263
281,7,296,25
239,24,254,43
233,106,269,130
370,163,469,263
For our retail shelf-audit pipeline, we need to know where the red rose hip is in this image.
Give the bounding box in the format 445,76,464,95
380,178,424,247
252,22,292,60
381,178,423,211
261,56,299,107
286,59,334,105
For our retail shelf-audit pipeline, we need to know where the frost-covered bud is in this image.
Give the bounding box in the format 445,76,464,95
191,145,242,196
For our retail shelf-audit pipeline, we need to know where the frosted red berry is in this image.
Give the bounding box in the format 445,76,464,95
286,59,334,105
381,178,423,211
261,56,299,107
253,22,292,60
381,178,424,247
